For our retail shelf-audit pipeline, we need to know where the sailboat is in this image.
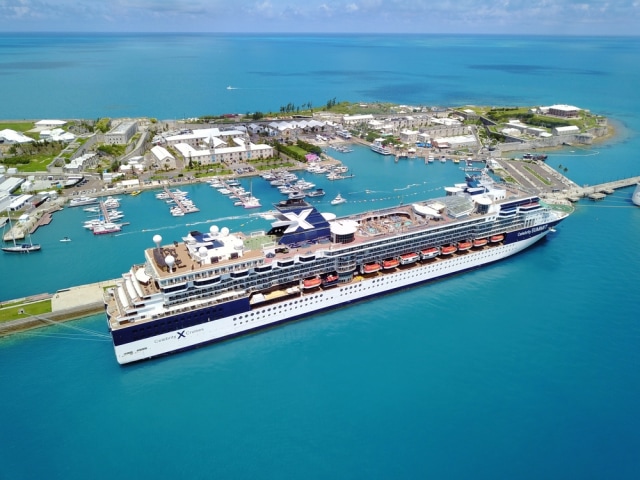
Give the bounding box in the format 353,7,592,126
1,212,41,253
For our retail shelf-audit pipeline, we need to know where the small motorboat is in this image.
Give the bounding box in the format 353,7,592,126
60,237,72,242
331,194,346,205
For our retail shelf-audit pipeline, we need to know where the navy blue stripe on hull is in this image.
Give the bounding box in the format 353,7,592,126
111,297,250,346
119,247,530,365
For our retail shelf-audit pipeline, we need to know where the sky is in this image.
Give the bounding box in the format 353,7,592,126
0,0,638,35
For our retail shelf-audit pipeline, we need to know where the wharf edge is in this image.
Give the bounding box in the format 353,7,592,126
0,280,116,337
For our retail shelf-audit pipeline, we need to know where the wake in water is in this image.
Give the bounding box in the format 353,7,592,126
550,150,600,158
393,183,422,192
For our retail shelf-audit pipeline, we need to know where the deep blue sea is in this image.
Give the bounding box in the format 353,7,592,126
1,34,639,480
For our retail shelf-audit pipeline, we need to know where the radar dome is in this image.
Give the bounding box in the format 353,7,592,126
198,246,208,258
165,255,175,271
221,227,230,237
153,234,162,247
210,225,219,235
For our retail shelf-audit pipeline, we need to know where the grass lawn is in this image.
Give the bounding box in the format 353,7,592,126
17,155,57,172
0,299,52,323
0,122,35,132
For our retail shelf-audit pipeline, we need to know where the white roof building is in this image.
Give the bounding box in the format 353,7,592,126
35,120,67,127
553,125,580,135
0,177,25,193
0,129,34,144
151,145,175,163
40,128,76,142
432,134,477,148
175,143,213,164
342,114,374,125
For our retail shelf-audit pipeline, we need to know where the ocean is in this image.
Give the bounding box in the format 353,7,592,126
1,34,639,479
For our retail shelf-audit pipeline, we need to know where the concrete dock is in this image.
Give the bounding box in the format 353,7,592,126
0,279,116,337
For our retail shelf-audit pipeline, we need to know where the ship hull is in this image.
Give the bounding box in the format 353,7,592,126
112,228,551,364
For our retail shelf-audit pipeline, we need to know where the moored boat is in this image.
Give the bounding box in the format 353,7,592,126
93,223,122,235
371,138,392,155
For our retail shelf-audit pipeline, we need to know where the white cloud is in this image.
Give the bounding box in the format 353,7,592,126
0,0,638,34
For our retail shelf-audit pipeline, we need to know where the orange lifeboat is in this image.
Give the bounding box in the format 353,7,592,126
441,245,457,255
490,234,505,243
473,238,488,248
382,258,400,269
457,240,473,251
322,273,339,287
420,247,440,259
303,277,322,289
362,262,381,274
400,252,420,265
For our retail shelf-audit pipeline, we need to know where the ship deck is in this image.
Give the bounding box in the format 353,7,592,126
145,185,530,280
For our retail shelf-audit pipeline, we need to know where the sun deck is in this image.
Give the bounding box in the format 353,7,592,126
143,193,501,282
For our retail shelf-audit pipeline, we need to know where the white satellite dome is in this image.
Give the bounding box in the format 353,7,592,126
220,227,230,237
198,246,208,258
153,234,162,247
165,255,175,271
210,225,219,235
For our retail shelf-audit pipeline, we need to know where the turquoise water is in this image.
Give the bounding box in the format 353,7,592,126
1,34,640,480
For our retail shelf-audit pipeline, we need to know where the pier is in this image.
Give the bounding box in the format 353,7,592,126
29,212,53,234
163,187,199,215
492,158,639,204
99,201,113,223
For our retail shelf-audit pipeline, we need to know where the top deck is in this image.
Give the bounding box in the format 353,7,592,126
144,180,529,282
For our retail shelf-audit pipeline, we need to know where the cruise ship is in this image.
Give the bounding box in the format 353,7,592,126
104,173,570,364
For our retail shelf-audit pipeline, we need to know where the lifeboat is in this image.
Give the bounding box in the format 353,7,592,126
457,240,473,251
400,252,420,265
441,245,457,255
303,277,322,289
362,262,381,274
322,273,340,287
473,238,488,248
382,258,400,269
420,247,440,259
490,234,505,243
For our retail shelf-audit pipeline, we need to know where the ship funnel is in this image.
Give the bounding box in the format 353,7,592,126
474,196,492,214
